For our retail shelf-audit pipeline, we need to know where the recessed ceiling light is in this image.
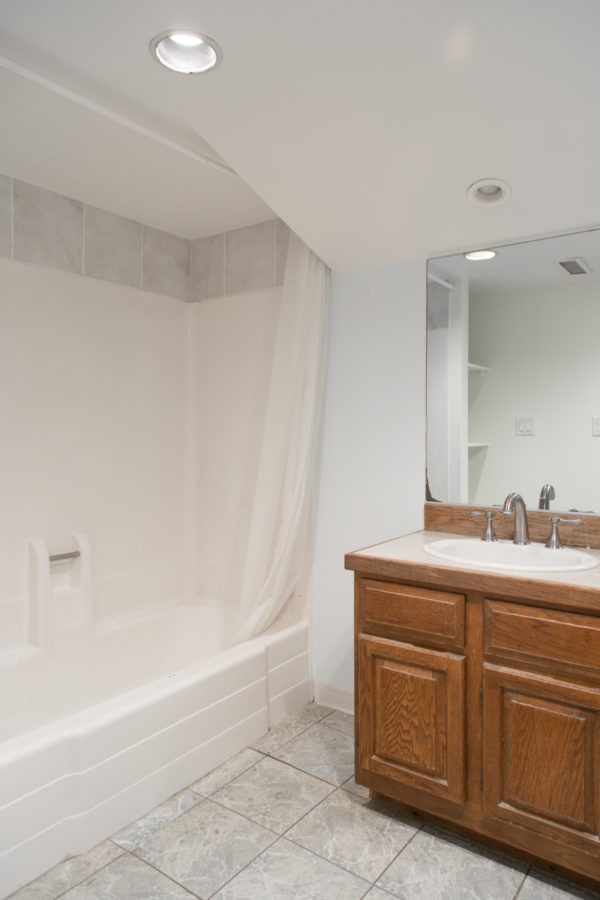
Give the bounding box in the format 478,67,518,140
467,178,511,206
150,30,222,74
464,250,496,261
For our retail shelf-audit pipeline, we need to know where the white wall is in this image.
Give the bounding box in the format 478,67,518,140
311,259,426,699
0,259,188,650
469,280,600,512
185,288,281,609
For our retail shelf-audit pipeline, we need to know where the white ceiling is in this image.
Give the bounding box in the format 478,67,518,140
1,0,600,269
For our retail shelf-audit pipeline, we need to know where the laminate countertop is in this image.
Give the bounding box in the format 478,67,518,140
345,530,600,614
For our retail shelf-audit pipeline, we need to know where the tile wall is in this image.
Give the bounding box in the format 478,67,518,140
0,173,290,301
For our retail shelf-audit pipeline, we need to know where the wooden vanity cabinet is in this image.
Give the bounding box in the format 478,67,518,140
349,563,600,887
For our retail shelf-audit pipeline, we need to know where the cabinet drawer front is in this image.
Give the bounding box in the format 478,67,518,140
359,580,465,650
484,600,600,681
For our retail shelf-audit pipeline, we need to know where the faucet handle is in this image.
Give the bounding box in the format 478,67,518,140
469,510,497,542
545,516,583,549
538,483,556,510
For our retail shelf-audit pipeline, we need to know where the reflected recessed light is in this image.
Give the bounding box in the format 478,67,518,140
464,250,496,261
150,30,222,74
467,178,511,206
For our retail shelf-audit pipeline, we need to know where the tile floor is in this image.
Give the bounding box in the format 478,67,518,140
8,703,600,900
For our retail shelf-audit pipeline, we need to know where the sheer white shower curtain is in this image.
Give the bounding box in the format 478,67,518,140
233,233,330,644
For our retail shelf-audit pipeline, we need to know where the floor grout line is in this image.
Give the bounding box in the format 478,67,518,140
368,822,424,898
203,833,282,899
39,847,128,900
126,848,201,898
512,864,532,899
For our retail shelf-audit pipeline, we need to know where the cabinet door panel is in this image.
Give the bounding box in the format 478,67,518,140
358,635,465,803
483,664,600,847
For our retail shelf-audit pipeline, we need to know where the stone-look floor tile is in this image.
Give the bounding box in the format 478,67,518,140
341,775,371,799
377,826,528,900
250,702,333,754
271,722,355,785
295,701,335,724
135,798,275,898
112,789,201,850
60,853,194,899
190,747,264,796
517,869,600,899
212,837,370,900
287,788,420,882
321,709,355,737
8,840,123,899
211,756,334,833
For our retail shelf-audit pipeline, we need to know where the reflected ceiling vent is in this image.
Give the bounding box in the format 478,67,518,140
558,257,592,275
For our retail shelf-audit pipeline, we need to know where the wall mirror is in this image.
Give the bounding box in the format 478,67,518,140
426,227,600,514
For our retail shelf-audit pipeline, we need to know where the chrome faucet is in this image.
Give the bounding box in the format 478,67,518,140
538,483,555,510
503,492,530,545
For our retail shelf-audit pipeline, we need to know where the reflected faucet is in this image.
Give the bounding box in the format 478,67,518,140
503,492,530,545
538,484,555,510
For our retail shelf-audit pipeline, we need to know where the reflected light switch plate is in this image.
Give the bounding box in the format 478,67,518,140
515,417,535,436
593,417,600,437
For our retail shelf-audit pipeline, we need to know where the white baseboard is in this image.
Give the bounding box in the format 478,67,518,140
312,681,353,714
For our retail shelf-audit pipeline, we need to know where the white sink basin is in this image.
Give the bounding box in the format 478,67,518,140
423,538,599,573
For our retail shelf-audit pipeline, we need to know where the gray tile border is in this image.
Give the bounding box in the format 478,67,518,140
83,205,142,289
0,170,286,303
0,173,11,258
60,853,195,899
210,755,334,833
134,798,275,897
211,837,370,900
225,220,276,295
8,840,123,899
190,747,264,796
14,179,83,274
286,787,420,882
271,722,356,786
275,218,291,285
112,789,201,851
377,825,528,900
142,225,190,300
191,232,225,300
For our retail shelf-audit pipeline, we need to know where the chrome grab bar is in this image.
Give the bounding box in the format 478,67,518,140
49,551,81,563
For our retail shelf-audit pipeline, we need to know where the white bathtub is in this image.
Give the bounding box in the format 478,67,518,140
0,600,311,897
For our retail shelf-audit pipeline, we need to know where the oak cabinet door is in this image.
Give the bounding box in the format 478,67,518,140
483,664,600,849
358,635,466,804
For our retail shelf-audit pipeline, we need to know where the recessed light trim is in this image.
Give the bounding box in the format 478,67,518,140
464,250,497,261
150,30,222,74
467,178,511,206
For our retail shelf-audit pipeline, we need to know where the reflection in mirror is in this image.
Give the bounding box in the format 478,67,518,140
426,228,600,514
